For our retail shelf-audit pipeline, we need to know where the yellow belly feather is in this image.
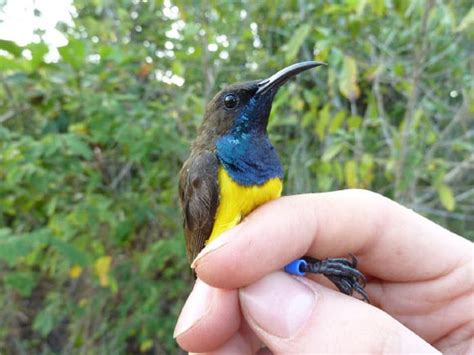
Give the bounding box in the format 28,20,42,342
207,167,282,244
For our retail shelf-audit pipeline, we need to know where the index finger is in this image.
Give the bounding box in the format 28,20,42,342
193,189,471,289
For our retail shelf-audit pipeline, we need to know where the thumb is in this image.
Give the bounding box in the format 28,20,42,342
239,272,439,354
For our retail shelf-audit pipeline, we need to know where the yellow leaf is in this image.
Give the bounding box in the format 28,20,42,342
360,153,375,187
95,256,112,287
79,298,88,307
339,56,360,101
348,115,362,131
315,104,330,140
140,339,153,353
291,96,304,111
344,160,359,188
314,39,330,62
437,184,456,211
427,131,437,144
328,111,346,133
370,0,385,16
412,108,425,129
69,265,82,279
302,112,314,128
69,123,88,135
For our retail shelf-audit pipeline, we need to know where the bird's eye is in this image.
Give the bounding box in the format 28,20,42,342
223,94,239,109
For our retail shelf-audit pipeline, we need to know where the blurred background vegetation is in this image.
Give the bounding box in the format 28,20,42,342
0,0,473,353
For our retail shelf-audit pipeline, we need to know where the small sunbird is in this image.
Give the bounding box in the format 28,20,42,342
179,61,368,301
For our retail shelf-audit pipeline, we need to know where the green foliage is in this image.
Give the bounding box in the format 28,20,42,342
0,0,473,353
285,24,311,62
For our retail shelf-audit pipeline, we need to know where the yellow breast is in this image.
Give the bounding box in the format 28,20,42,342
207,167,283,244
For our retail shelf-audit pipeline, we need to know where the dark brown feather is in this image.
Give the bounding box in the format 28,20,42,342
179,80,260,264
178,151,219,263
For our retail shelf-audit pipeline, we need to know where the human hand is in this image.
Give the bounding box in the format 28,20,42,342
174,190,474,354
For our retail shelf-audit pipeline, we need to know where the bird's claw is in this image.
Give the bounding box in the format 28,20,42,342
302,255,370,303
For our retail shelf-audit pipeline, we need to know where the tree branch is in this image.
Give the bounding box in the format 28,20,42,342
394,0,434,202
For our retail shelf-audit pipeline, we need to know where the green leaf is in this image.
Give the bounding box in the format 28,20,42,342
33,308,55,336
0,229,49,266
49,238,90,267
348,115,362,130
58,39,86,69
321,142,344,162
302,112,314,127
28,43,49,68
370,0,386,16
360,153,375,187
344,160,358,188
455,7,474,32
339,56,360,101
172,61,185,76
140,339,154,353
0,39,23,57
315,104,330,140
285,24,311,62
329,111,346,133
437,184,456,211
0,56,29,72
64,134,92,159
4,272,38,297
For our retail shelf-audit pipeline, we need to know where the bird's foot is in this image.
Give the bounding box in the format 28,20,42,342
302,255,370,303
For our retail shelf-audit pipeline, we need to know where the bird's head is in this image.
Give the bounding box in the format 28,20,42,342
196,61,325,145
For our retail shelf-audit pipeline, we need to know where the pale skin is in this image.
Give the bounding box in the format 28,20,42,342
174,189,474,354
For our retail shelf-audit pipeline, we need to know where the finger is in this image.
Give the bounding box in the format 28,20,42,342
189,315,265,355
193,190,470,289
366,257,474,343
190,332,252,355
174,279,240,353
190,322,264,355
240,272,439,354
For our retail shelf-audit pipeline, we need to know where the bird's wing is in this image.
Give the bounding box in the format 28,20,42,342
179,151,219,263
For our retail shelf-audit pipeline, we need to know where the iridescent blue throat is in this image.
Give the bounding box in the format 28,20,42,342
216,97,283,186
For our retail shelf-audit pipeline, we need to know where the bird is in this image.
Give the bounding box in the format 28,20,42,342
179,61,368,301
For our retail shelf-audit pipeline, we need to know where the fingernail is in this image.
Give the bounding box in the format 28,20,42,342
173,279,214,338
240,272,315,338
191,224,241,269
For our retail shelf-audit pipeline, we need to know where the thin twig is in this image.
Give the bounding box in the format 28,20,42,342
0,110,16,123
372,65,394,149
110,161,133,190
416,154,474,205
424,99,469,164
412,206,474,221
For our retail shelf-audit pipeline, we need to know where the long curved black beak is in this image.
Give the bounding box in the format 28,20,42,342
256,61,326,96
